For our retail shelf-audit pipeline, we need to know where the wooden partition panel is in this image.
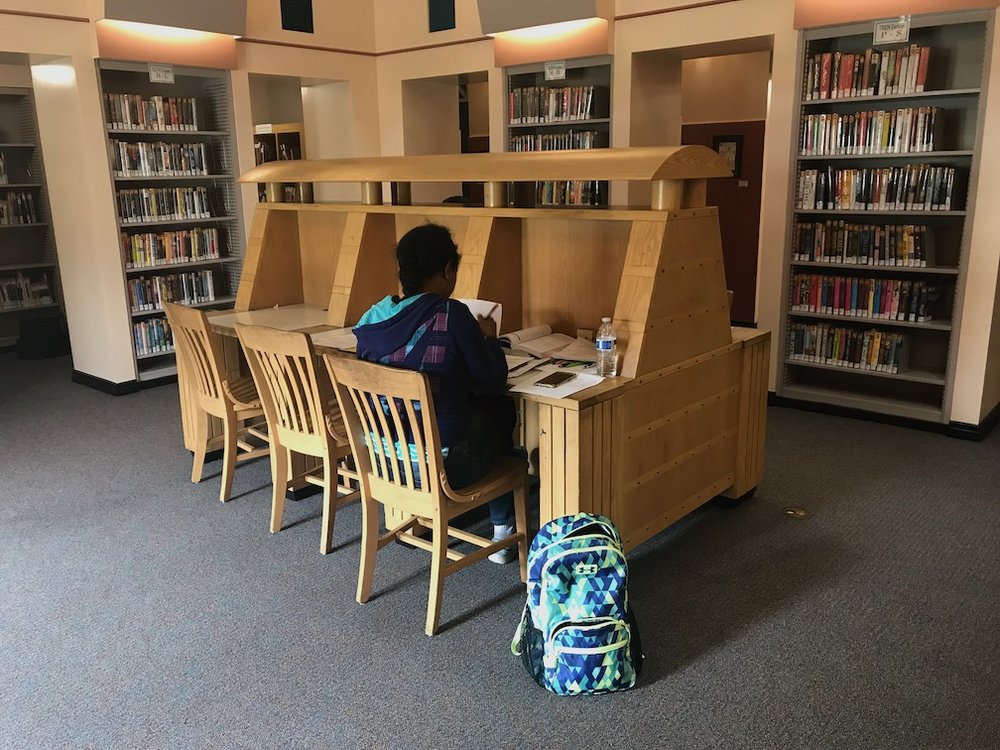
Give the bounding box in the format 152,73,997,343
521,217,631,335
477,217,523,334
297,211,347,308
328,212,398,326
236,208,303,311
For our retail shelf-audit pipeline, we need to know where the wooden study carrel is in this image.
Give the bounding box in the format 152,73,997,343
221,146,770,551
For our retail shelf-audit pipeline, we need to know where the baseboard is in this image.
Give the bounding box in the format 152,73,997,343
947,401,1000,442
768,391,949,435
72,369,177,396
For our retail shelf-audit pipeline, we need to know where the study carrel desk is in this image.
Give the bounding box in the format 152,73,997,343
184,146,770,552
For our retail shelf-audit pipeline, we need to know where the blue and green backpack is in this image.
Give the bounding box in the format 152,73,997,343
511,513,643,695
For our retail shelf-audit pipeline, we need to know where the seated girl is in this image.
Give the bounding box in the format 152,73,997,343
353,223,518,564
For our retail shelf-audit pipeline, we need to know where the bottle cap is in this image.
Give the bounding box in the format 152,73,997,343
601,316,611,323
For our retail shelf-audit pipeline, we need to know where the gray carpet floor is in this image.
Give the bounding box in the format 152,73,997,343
1,352,999,750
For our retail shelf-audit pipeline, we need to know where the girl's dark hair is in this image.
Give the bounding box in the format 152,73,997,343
396,223,460,297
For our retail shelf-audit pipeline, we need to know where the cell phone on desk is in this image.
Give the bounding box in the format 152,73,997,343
535,371,576,388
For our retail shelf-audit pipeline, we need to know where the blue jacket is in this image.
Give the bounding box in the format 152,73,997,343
354,294,507,447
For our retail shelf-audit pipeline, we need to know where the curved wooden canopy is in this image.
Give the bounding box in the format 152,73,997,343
238,145,733,184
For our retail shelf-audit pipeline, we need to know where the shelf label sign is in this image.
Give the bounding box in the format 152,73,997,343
544,61,566,81
148,64,175,84
874,16,910,45
254,124,274,134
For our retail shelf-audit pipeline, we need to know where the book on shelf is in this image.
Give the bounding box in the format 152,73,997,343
510,130,601,152
0,271,53,310
127,271,216,313
112,140,210,177
805,44,930,101
796,165,957,211
133,317,173,356
790,273,941,322
0,190,38,225
788,322,909,374
799,106,943,155
0,152,8,184
121,227,221,269
500,324,597,363
117,186,213,223
104,94,199,131
508,85,602,124
536,180,603,207
793,222,934,267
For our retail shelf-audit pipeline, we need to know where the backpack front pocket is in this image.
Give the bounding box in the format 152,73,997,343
544,618,636,695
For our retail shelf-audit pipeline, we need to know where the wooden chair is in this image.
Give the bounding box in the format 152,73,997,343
324,355,528,636
164,302,268,503
235,324,360,554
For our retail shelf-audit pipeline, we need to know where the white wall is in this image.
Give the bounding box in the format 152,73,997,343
301,81,362,203
682,51,771,123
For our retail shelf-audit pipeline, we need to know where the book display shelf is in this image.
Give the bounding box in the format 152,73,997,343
253,121,305,202
779,11,990,424
0,87,62,347
97,61,244,382
504,56,611,208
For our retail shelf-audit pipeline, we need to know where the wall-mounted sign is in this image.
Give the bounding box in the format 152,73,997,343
148,63,175,84
874,16,910,46
544,61,567,81
254,124,274,135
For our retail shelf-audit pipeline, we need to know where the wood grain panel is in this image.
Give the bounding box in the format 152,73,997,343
636,308,733,374
721,332,771,499
327,213,398,327
477,218,523,334
236,209,303,310
649,258,728,321
298,211,346,307
452,216,492,299
538,403,553,524
522,217,631,335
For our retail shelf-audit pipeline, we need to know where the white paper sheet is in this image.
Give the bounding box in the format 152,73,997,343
509,365,604,399
456,298,502,333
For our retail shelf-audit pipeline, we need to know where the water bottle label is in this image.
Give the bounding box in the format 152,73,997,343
595,338,616,351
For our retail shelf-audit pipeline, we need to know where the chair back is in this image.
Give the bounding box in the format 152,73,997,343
236,324,328,455
325,356,446,518
164,301,226,408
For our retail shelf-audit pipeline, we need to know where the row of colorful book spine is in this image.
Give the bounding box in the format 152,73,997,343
788,323,908,374
112,140,210,177
122,228,221,269
0,191,37,225
0,272,52,310
804,44,930,101
796,165,957,212
509,130,601,152
508,85,599,124
133,317,173,356
127,271,216,313
790,274,940,322
117,187,212,224
792,222,933,267
535,180,602,207
104,94,200,131
800,107,942,156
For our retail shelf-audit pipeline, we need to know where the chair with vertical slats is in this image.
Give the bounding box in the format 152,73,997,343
324,355,528,636
164,302,269,503
235,324,360,554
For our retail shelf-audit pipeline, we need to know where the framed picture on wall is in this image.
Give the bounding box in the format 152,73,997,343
712,134,743,178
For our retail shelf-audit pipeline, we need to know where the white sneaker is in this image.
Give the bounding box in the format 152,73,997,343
488,524,517,565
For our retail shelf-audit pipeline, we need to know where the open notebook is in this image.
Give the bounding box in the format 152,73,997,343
499,325,597,363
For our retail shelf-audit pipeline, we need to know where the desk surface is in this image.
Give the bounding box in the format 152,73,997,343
210,303,767,411
207,304,332,335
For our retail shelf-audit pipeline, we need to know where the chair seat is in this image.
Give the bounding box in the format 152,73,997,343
444,456,529,512
225,375,262,409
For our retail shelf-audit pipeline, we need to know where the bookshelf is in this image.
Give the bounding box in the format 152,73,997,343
504,56,612,208
0,87,62,348
779,11,990,424
97,61,244,382
253,121,306,202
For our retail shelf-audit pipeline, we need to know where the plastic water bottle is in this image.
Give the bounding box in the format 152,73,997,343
595,317,618,377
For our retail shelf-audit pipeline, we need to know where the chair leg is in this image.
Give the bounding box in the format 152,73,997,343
320,455,335,555
270,445,289,534
356,498,379,604
514,481,529,584
424,516,448,636
190,408,209,484
219,412,238,503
